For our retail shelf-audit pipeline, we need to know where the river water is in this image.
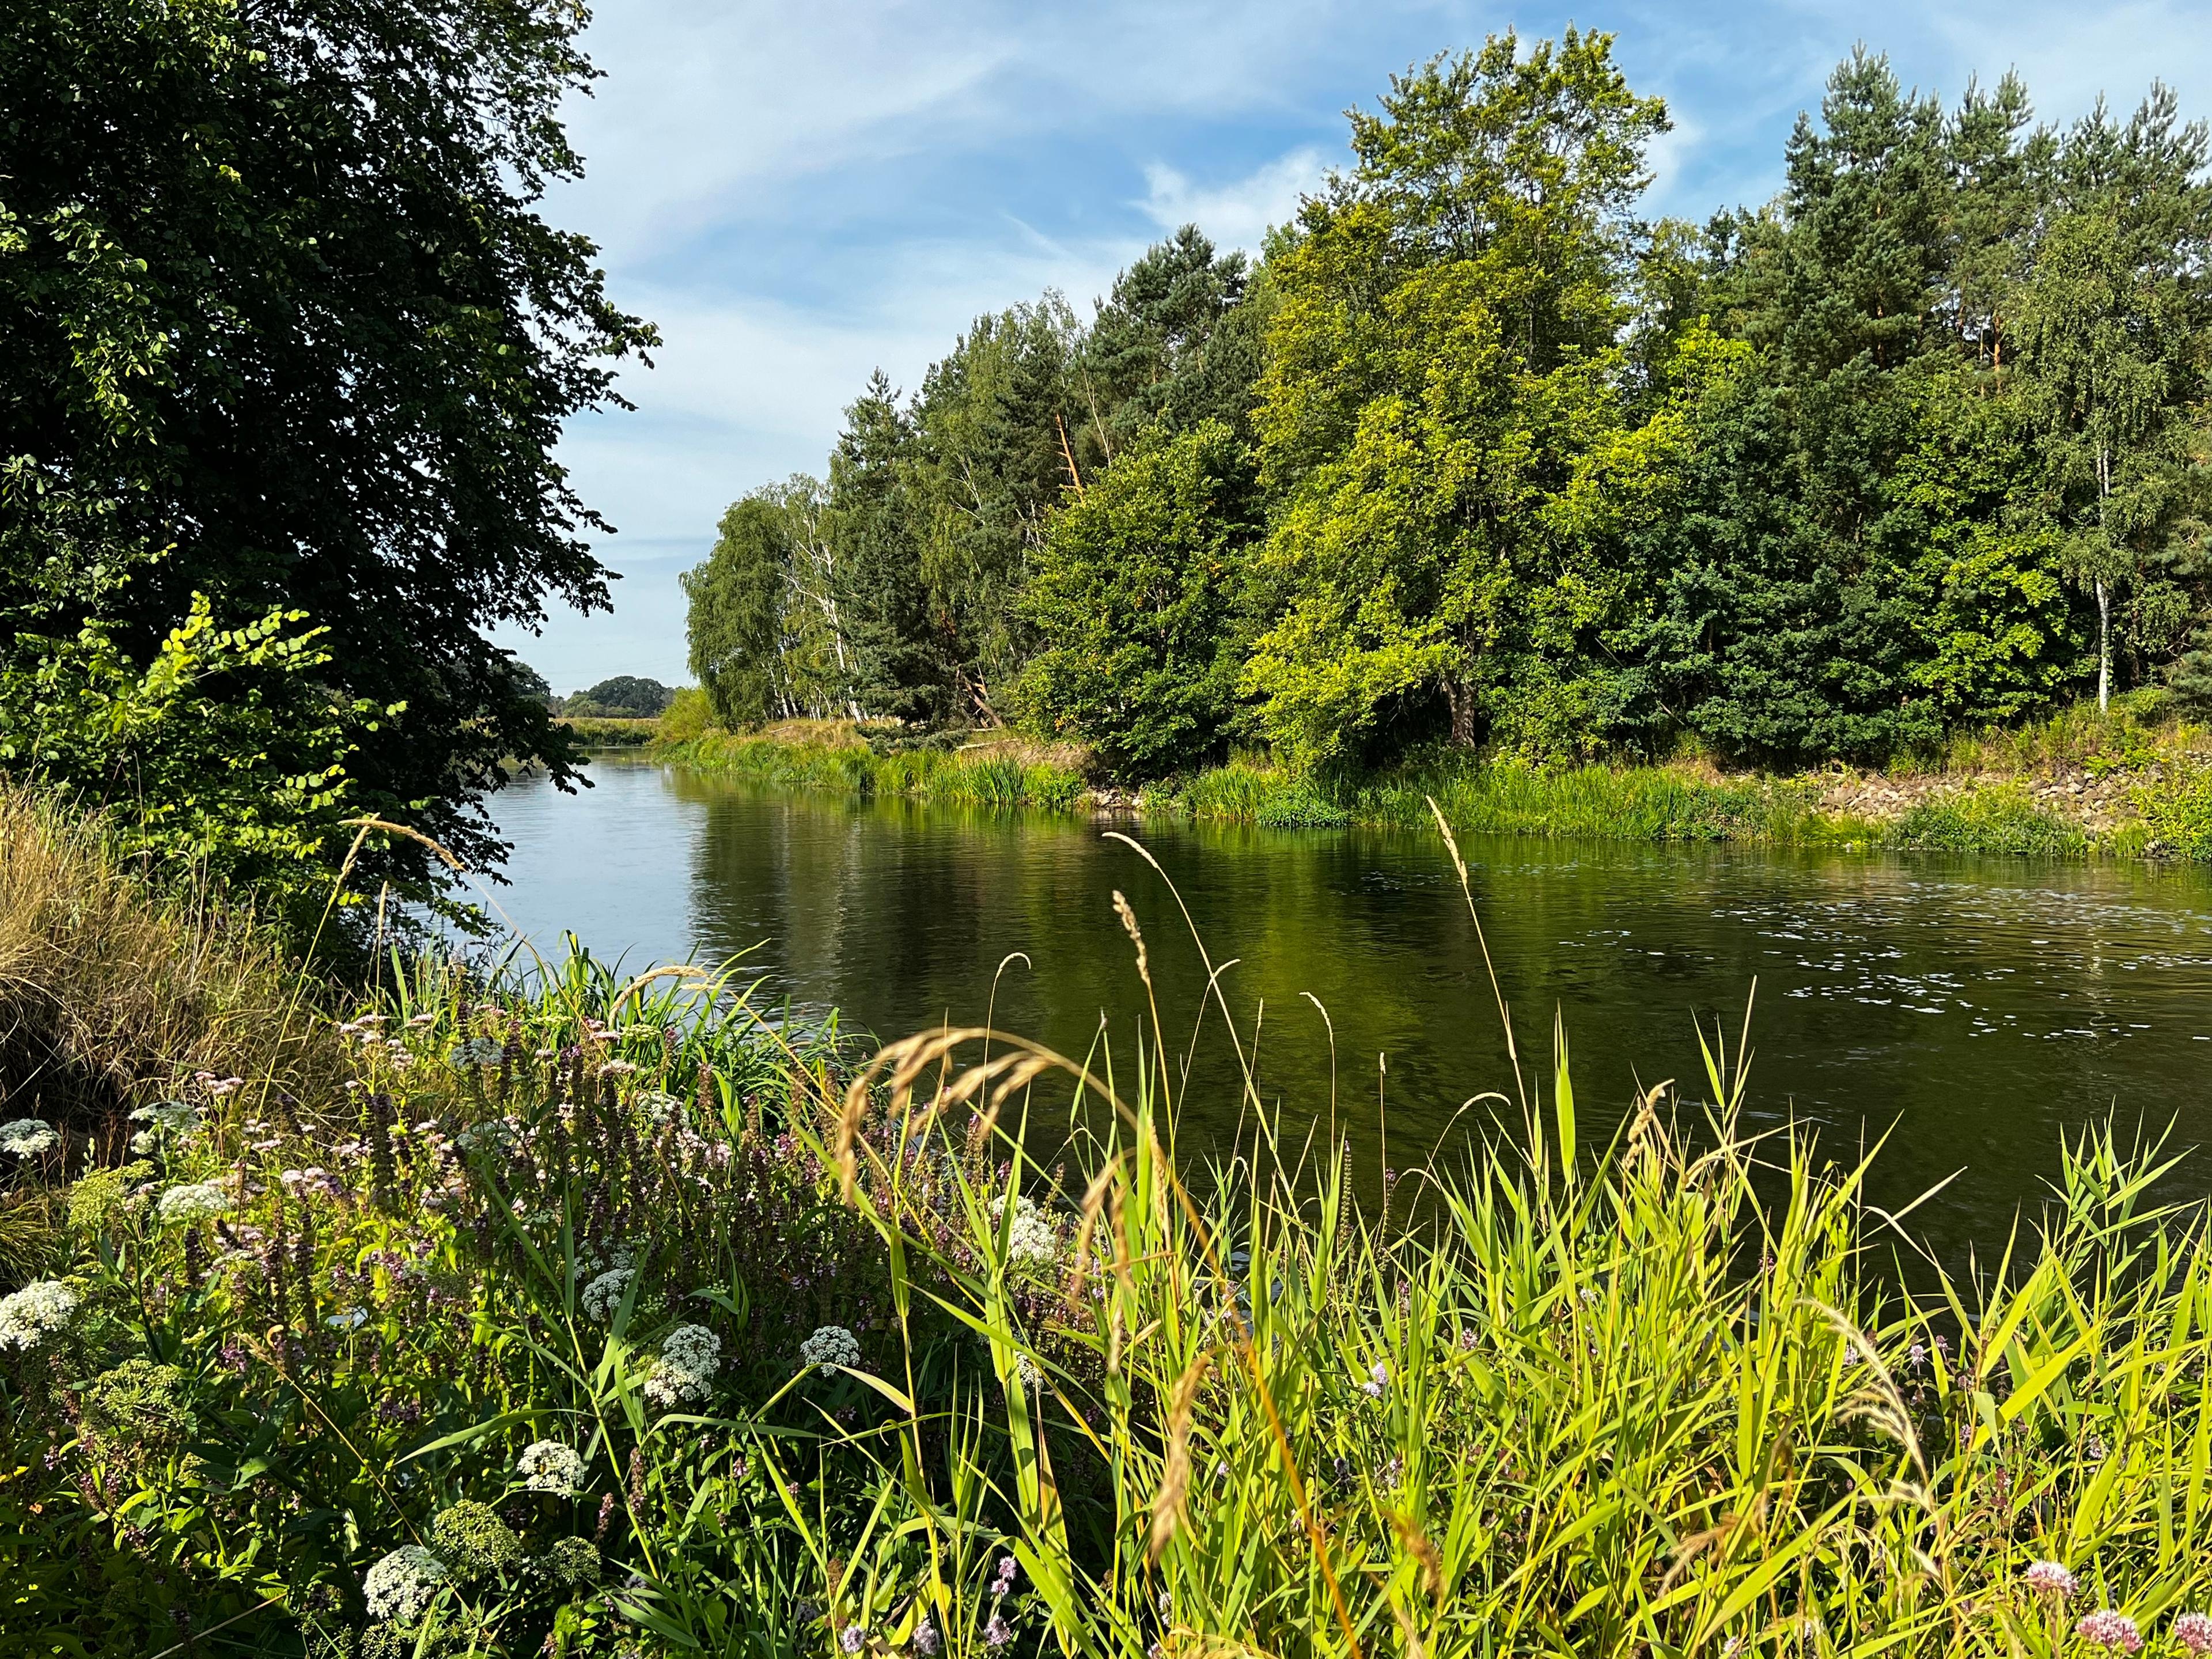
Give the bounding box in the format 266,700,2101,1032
484,755,2212,1257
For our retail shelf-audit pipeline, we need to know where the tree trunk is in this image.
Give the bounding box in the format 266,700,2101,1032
2096,577,2111,711
1445,679,1477,748
2096,443,2113,712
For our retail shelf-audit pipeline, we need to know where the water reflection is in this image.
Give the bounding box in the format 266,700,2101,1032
488,756,2212,1260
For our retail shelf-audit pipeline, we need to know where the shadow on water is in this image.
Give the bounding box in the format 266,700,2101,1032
486,753,2212,1267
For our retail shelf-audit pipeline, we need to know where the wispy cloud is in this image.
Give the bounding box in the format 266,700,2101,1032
1139,148,1331,252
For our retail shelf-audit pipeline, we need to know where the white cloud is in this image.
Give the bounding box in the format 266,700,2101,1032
1139,147,1331,253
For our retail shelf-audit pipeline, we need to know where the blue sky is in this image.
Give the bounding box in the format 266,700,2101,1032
496,0,2212,695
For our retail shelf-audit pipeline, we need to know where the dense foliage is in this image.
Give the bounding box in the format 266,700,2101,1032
560,679,677,719
691,34,2212,778
0,0,655,916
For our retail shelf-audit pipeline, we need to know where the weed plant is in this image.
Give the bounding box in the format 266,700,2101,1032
11,806,2212,1654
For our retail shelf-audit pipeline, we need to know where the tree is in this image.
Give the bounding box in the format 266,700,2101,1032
1243,31,1671,766
684,480,854,728
825,375,944,723
2014,90,2212,708
1631,54,2086,764
1080,226,1262,451
907,298,1086,724
565,677,674,718
0,0,656,899
1018,421,1257,774
687,496,797,730
510,661,557,709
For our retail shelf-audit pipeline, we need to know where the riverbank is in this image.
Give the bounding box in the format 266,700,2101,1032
649,703,2212,861
11,782,2212,1655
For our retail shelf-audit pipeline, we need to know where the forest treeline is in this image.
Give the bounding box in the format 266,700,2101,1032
683,32,2212,779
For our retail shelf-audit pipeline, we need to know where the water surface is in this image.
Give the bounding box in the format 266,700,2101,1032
486,756,2212,1259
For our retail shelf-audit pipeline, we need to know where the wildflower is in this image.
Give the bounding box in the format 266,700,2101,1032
516,1440,588,1499
408,1012,437,1027
2081,1431,2109,1464
991,1555,1018,1596
597,1059,638,1077
454,1119,517,1155
990,1194,1060,1268
984,1612,1014,1648
431,1499,524,1582
801,1324,862,1376
581,1268,635,1324
840,1625,867,1654
540,1535,600,1588
0,1119,58,1157
645,1324,722,1407
2024,1560,2078,1599
2077,1611,2142,1653
448,1037,504,1070
157,1181,232,1226
128,1100,198,1155
913,1616,940,1656
0,1279,79,1351
635,1090,685,1122
2174,1613,2212,1655
364,1544,446,1623
1359,1361,1389,1400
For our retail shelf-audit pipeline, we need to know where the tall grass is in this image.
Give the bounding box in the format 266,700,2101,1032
660,729,1088,814
0,782,348,1149
12,795,2212,1654
562,715,661,748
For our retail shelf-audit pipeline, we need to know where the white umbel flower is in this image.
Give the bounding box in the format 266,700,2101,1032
645,1323,722,1407
364,1543,446,1623
990,1194,1061,1268
128,1099,199,1155
157,1181,232,1226
800,1324,861,1376
0,1119,58,1157
580,1268,634,1323
514,1440,588,1498
0,1279,78,1351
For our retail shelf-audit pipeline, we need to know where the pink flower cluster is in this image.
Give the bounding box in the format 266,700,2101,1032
2075,1611,2141,1653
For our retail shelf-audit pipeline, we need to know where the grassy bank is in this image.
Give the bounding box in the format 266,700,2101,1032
656,703,2212,862
657,722,1089,813
12,792,2212,1654
559,714,661,748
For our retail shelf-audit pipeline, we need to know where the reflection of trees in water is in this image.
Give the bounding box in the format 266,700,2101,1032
533,764,2212,1268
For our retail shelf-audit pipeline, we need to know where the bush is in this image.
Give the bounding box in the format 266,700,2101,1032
0,594,391,936
2137,759,2212,860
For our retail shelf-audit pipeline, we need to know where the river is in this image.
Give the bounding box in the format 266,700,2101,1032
484,753,2212,1258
